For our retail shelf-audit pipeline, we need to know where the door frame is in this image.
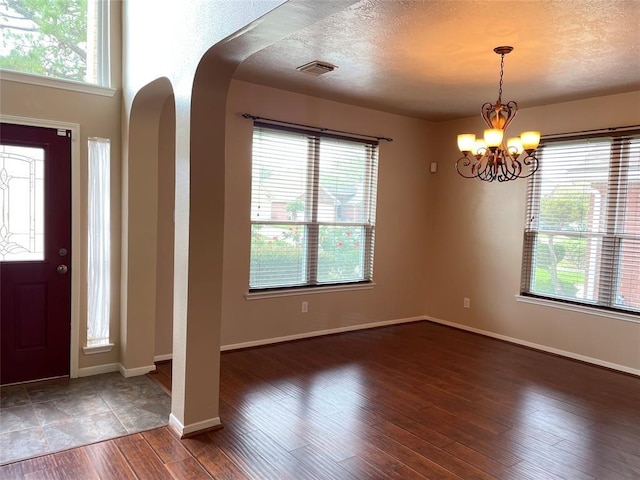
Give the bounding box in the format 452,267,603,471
1,114,81,379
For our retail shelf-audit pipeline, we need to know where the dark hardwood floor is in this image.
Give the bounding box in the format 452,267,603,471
2,321,639,479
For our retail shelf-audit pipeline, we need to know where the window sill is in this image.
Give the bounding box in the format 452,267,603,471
246,282,376,300
0,70,117,97
82,343,115,355
515,295,639,324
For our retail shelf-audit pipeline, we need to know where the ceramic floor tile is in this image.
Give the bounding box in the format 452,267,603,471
117,410,171,434
99,383,167,409
54,392,111,418
32,400,74,426
112,395,171,433
43,411,127,452
0,385,30,409
89,372,150,392
0,405,39,434
0,427,49,464
26,379,92,404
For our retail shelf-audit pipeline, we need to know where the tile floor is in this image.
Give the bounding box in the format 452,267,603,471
0,372,170,465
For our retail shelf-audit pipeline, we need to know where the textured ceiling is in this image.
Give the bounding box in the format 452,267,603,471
234,0,640,121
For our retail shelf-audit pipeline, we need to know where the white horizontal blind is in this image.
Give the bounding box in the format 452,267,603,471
249,123,378,290
521,131,640,314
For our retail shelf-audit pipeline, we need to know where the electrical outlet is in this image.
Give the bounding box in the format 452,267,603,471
302,301,308,313
463,297,470,309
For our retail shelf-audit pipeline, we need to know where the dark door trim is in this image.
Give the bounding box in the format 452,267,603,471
1,115,81,380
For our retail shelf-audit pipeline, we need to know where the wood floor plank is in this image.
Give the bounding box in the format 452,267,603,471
554,438,640,479
182,435,251,480
23,468,63,480
165,456,213,480
337,455,398,480
289,445,360,480
1,453,58,479
42,449,99,480
443,442,533,480
206,427,307,480
353,425,464,480
371,419,496,480
142,427,192,464
339,446,432,480
499,426,630,480
115,433,174,480
235,429,320,480
83,440,137,480
0,463,25,480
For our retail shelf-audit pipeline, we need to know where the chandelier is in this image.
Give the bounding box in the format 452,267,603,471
456,46,540,182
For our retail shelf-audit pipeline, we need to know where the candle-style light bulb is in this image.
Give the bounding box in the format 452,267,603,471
521,131,541,151
457,134,476,153
484,129,503,148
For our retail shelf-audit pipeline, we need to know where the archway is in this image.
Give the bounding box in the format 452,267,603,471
122,77,175,375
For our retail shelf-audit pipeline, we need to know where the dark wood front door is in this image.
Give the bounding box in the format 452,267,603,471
1,123,72,385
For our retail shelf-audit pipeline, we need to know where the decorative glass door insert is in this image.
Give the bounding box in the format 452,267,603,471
0,144,45,261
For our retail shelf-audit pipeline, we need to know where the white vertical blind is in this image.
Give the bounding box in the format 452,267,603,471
87,137,111,345
249,124,379,289
522,130,640,314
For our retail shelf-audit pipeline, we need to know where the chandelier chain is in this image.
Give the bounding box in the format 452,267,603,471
498,53,505,103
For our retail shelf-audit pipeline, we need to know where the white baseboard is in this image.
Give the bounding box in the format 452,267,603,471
118,364,156,378
77,363,120,377
77,315,637,379
220,316,426,351
424,316,640,377
77,362,158,378
154,353,173,362
169,413,222,438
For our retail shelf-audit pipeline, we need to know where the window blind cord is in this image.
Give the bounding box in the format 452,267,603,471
241,113,393,143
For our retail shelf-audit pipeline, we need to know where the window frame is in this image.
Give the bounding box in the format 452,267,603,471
520,129,640,317
248,122,379,293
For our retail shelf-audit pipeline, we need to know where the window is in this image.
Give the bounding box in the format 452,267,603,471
86,137,110,347
249,123,379,290
521,130,640,315
0,0,109,86
0,143,44,261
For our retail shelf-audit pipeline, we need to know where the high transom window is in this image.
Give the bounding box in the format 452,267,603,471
0,0,109,86
521,130,640,314
249,123,379,291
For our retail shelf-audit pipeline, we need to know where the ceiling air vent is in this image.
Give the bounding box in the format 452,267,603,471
296,61,336,76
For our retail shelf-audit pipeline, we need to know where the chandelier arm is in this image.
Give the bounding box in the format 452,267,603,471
478,152,497,182
485,166,497,182
506,150,522,178
495,159,507,182
455,154,482,179
501,100,518,132
504,158,522,182
518,153,540,178
481,102,495,129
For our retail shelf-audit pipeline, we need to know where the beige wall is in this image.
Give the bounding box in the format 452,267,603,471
221,80,434,346
428,91,640,371
155,95,176,358
0,0,123,372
